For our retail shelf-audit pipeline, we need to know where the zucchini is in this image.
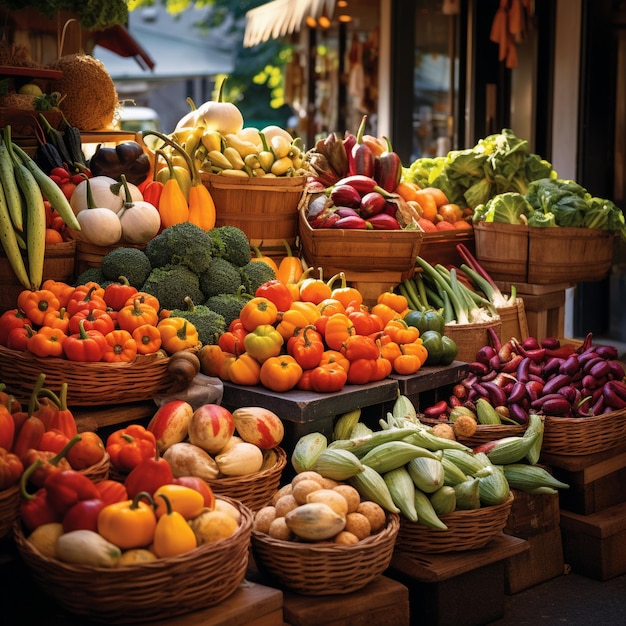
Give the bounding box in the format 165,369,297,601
4,127,45,289
0,175,30,288
0,135,24,232
56,530,121,567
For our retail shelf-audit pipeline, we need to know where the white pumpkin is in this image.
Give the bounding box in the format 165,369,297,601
118,200,161,244
70,176,143,215
75,207,122,246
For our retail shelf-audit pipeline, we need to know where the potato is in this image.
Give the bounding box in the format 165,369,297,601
253,506,277,534
344,512,371,540
356,501,386,533
333,484,361,513
292,479,323,504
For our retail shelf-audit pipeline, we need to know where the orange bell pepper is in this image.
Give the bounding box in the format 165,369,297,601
131,323,162,355
26,325,66,358
239,297,278,332
259,355,303,392
102,329,138,363
17,289,60,326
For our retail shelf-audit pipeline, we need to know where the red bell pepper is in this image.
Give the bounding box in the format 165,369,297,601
96,479,129,505
19,460,62,531
0,447,23,489
287,325,325,370
62,319,107,362
38,383,78,438
0,308,33,346
0,400,15,451
103,277,138,312
346,358,377,385
123,451,174,499
106,423,157,474
21,434,80,487
43,468,101,515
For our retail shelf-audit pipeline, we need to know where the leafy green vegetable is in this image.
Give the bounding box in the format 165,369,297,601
403,129,556,209
527,211,556,228
472,192,533,224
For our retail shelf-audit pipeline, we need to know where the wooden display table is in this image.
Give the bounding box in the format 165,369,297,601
386,534,529,626
221,362,470,453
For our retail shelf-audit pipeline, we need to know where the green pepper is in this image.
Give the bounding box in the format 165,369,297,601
440,335,459,365
404,308,445,336
420,330,443,366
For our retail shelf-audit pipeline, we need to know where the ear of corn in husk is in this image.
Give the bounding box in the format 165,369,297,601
384,466,418,522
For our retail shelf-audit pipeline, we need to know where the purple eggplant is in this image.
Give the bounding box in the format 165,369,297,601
365,213,401,230
359,191,389,218
330,184,362,209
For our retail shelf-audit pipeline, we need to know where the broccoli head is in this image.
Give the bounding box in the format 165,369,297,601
100,247,152,288
170,297,226,345
145,222,214,275
141,263,205,312
210,225,252,267
74,266,109,287
205,287,253,328
199,257,244,300
240,260,277,294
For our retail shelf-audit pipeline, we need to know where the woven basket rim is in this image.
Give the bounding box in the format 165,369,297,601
12,495,253,622
542,407,626,455
395,493,514,554
14,494,252,572
251,513,400,594
251,511,400,554
209,446,287,487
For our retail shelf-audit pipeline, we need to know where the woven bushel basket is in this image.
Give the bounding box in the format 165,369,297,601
420,417,527,447
541,407,626,456
78,451,111,483
208,446,287,512
394,493,514,555
13,495,253,624
0,485,20,540
251,512,400,595
0,346,171,406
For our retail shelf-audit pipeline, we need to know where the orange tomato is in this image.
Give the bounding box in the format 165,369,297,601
420,187,450,208
414,190,438,222
454,219,473,231
435,220,456,231
44,228,64,244
438,203,463,223
395,181,421,203
417,217,438,233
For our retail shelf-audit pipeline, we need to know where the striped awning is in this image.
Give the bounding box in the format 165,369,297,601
244,0,336,47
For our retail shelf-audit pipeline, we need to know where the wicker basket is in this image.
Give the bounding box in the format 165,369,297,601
420,417,527,448
208,447,287,512
497,297,529,343
13,495,253,624
444,317,502,364
395,493,514,555
0,240,76,314
298,196,423,276
0,484,20,540
78,451,111,483
0,346,172,406
251,512,400,595
473,222,615,285
201,172,306,251
541,408,626,456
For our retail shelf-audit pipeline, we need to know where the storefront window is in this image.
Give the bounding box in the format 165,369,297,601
412,0,459,160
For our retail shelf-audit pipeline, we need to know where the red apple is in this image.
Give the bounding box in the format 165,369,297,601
188,404,235,454
147,400,193,453
173,475,216,509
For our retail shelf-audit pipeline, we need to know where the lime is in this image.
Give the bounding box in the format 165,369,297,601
18,83,43,96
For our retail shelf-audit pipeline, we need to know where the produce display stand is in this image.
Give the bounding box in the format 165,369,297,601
541,442,626,516
386,533,529,626
560,501,626,581
221,362,470,454
495,281,575,341
503,489,565,593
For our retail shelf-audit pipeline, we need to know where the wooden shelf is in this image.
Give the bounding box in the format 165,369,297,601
0,65,62,79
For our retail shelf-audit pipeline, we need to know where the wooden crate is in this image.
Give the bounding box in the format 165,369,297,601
542,443,626,515
560,501,626,581
418,229,475,267
505,489,561,538
503,490,564,593
386,533,528,626
495,281,574,341
280,576,409,626
504,526,565,594
127,581,284,626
